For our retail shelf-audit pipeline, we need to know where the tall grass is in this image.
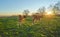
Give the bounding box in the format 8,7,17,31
0,16,60,37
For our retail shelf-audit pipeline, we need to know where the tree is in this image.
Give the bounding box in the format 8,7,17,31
37,7,45,15
52,2,60,14
48,2,60,15
23,9,29,16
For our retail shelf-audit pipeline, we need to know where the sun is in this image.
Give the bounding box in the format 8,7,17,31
45,10,54,15
46,11,53,15
44,11,55,18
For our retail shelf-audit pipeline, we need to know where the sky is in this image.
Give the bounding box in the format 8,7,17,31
0,0,59,16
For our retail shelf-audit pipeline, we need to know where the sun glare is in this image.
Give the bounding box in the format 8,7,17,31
45,11,53,15
45,10,55,15
44,11,55,18
47,12,52,15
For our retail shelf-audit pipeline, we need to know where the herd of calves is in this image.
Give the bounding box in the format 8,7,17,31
19,13,43,24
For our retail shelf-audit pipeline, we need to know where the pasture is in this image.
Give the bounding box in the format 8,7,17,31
0,16,60,37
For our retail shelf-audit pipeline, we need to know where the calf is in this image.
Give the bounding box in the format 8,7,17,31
19,15,26,25
32,13,43,24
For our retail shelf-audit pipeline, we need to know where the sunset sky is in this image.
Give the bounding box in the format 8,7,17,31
0,0,59,16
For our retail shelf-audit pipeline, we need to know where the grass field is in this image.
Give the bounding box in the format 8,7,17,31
0,16,60,37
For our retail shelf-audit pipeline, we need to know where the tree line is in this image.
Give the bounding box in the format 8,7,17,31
22,2,60,16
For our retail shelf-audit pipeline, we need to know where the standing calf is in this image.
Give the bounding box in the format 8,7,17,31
19,15,26,25
32,13,43,24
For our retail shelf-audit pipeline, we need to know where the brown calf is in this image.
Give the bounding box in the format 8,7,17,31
32,13,43,24
19,15,26,24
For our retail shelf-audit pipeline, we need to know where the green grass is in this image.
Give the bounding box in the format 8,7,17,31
0,16,60,37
